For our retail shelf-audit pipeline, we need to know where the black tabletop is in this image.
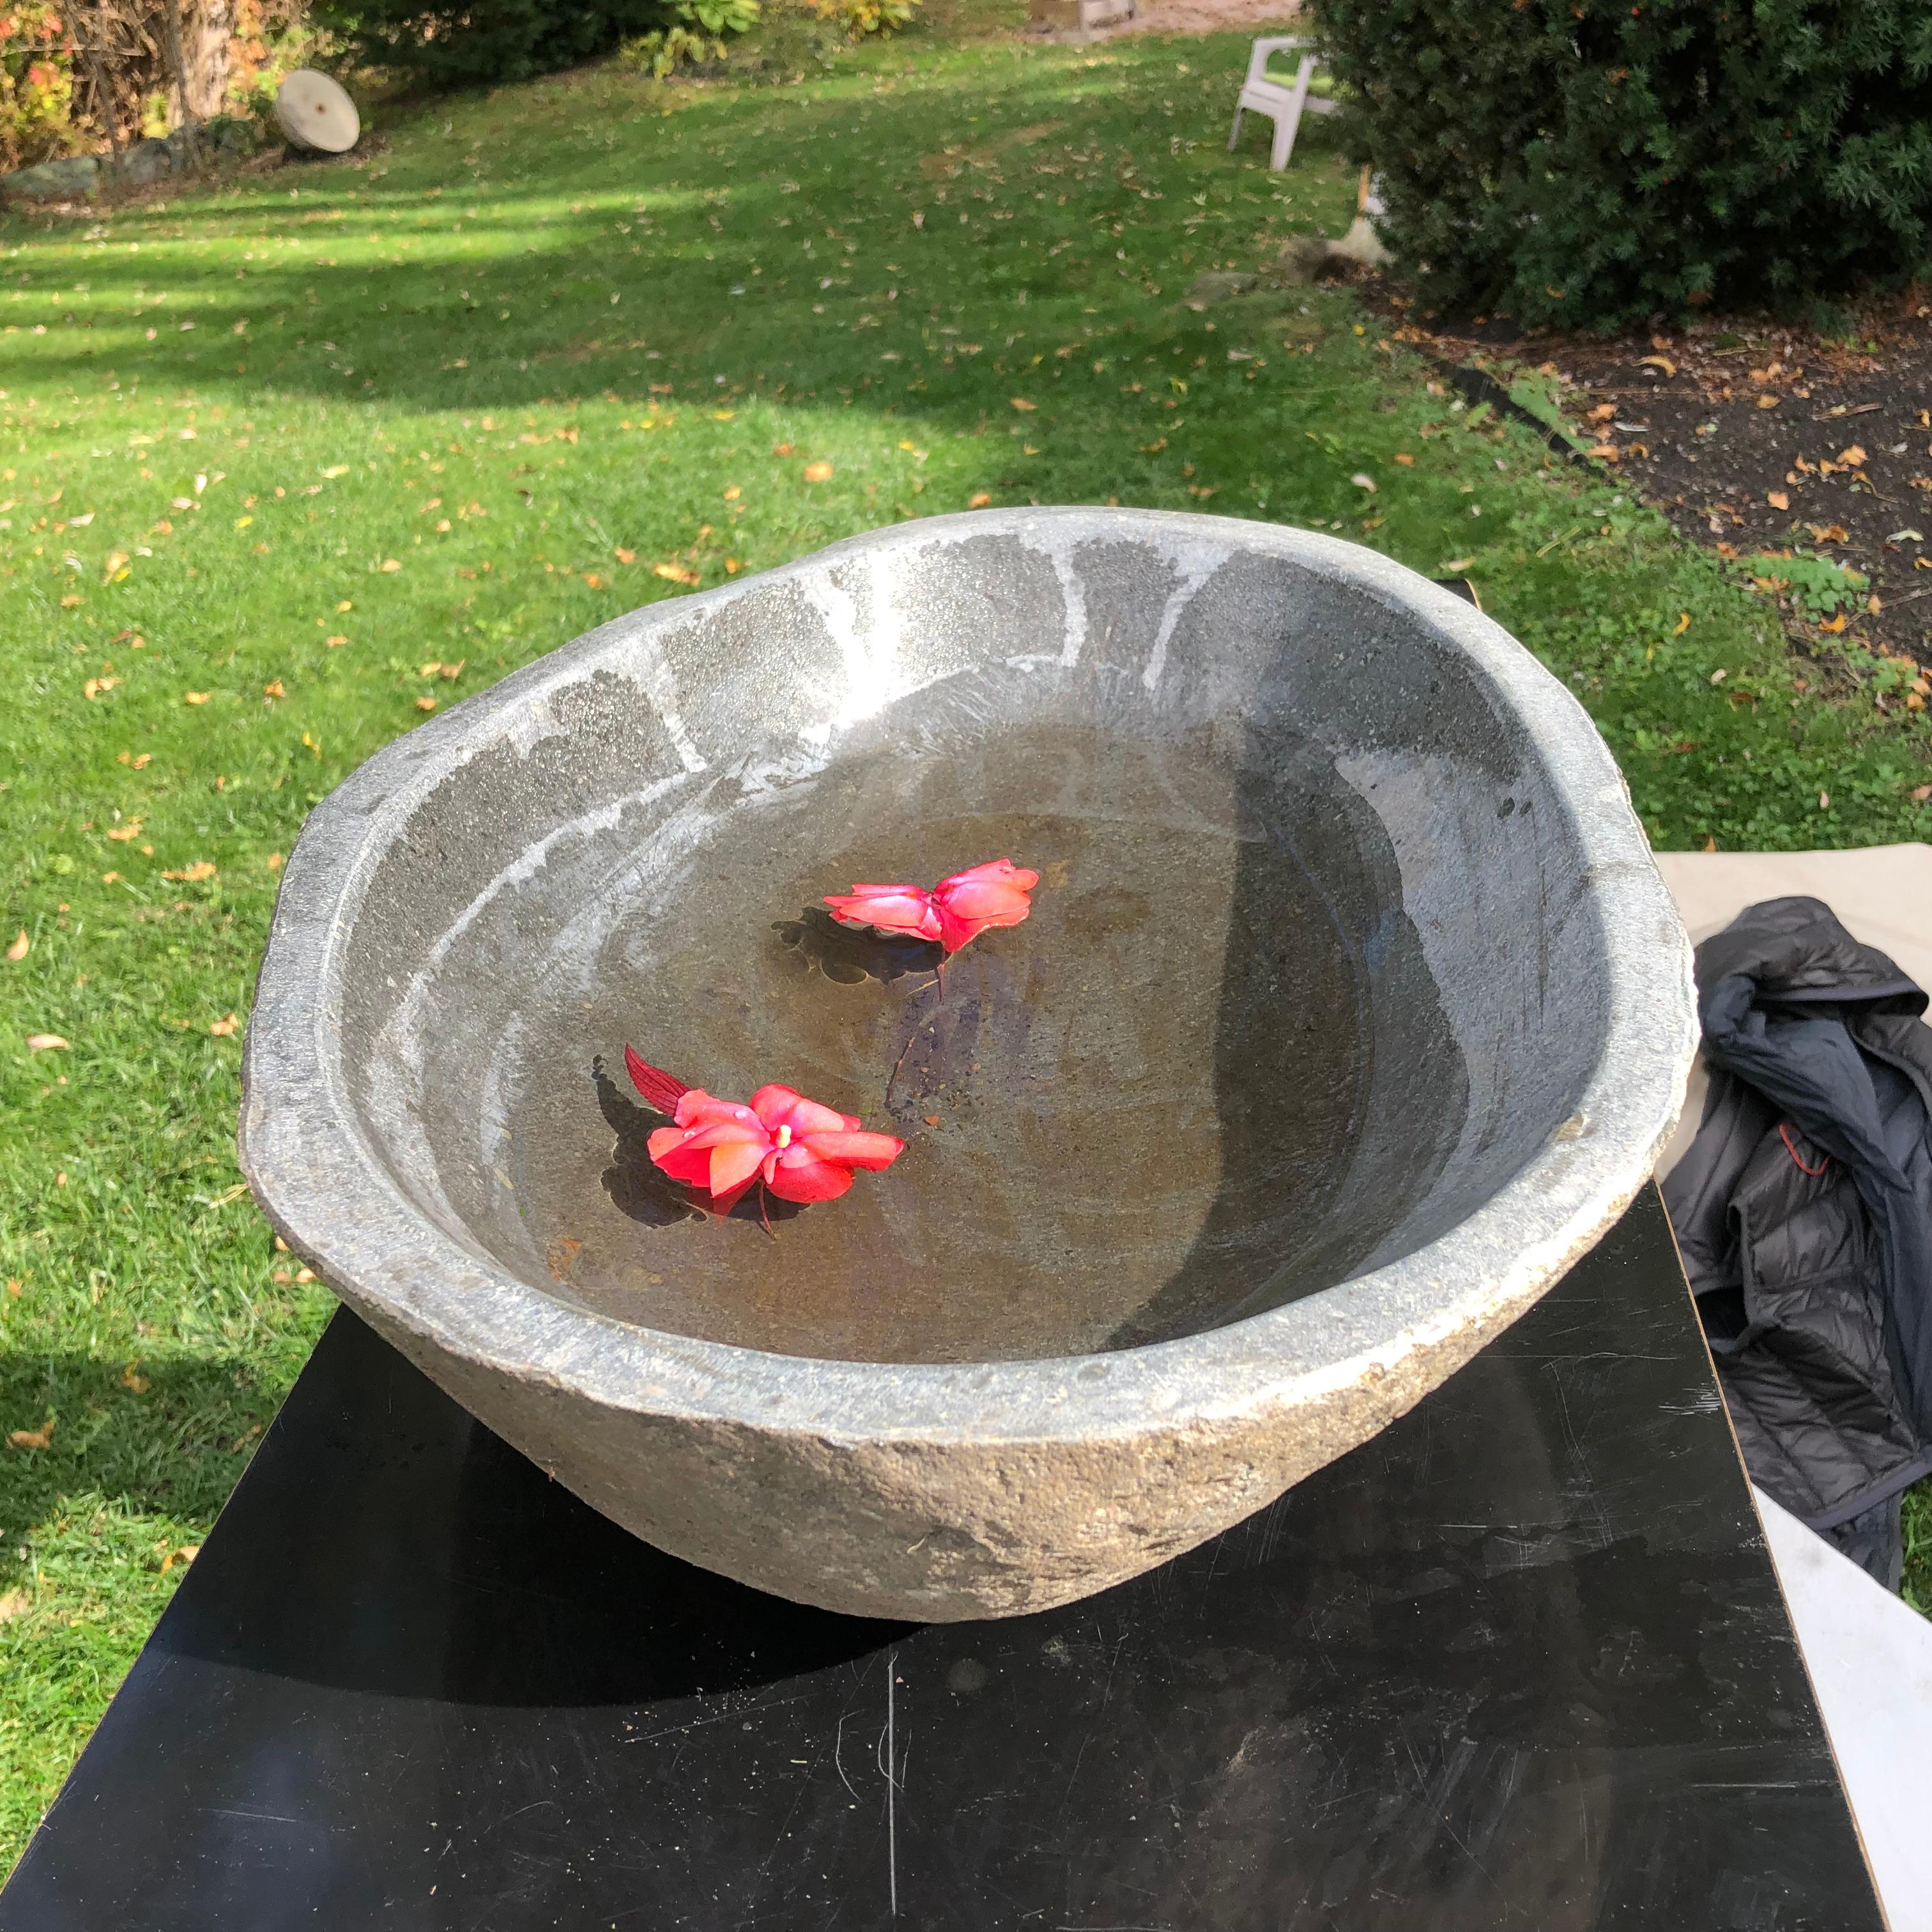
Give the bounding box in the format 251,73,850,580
1,1188,1883,1931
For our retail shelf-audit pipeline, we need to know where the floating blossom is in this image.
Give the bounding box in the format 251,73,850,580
625,1048,903,1216
825,857,1039,955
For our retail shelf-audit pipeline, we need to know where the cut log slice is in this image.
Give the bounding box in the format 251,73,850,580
276,70,360,155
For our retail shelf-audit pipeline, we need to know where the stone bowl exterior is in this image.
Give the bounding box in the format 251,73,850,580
239,509,1696,1620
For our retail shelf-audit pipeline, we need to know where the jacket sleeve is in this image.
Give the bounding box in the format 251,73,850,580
1660,1065,1775,1294
1698,974,1905,1189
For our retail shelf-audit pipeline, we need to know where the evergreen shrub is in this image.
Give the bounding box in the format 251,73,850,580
312,0,670,88
1311,0,1932,327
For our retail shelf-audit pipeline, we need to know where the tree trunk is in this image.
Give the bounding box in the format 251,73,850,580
183,0,233,121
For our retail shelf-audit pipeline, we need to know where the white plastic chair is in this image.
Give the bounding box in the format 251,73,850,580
1228,36,1336,171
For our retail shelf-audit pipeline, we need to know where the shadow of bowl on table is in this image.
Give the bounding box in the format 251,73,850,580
149,1309,910,1708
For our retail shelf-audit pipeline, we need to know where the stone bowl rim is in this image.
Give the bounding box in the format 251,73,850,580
240,507,1695,1448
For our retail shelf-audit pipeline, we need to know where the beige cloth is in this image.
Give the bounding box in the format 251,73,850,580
1653,844,1932,1177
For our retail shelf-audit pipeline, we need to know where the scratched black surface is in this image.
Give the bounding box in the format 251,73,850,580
0,1190,1882,1932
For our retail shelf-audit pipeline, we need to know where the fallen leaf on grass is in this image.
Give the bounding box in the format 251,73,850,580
614,547,636,564
1394,452,1415,466
1807,523,1849,544
209,1013,240,1037
0,1588,30,1621
1441,556,1475,573
654,562,702,586
1674,612,1692,634
1913,785,1932,804
1009,398,1037,413
379,558,402,573
1820,613,1847,634
162,861,217,883
266,853,283,871
1351,472,1377,492
160,1545,199,1575
26,1034,68,1052
105,819,142,842
5,930,27,962
1767,491,1790,510
83,675,121,699
415,695,438,713
184,691,210,705
262,680,285,700
121,1363,149,1393
803,460,834,482
968,491,992,509
60,594,83,608
7,1420,54,1450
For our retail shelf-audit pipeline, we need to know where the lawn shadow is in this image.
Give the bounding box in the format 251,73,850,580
0,1349,291,1576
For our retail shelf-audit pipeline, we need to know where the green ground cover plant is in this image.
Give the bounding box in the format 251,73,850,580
3,17,1929,1869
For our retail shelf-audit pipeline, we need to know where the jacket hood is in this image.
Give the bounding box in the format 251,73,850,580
1695,895,1928,1017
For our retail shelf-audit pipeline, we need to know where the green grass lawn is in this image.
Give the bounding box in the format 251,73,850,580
3,16,1930,1870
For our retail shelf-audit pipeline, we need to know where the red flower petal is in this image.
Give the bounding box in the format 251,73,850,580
933,900,983,953
679,1119,765,1149
935,857,1039,896
647,1130,714,1188
675,1091,758,1130
750,1084,851,1136
766,1146,857,1202
708,1137,770,1197
928,858,1038,953
824,885,944,942
799,1130,905,1172
623,1046,691,1115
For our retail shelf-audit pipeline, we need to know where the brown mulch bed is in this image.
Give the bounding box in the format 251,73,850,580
1355,277,1932,717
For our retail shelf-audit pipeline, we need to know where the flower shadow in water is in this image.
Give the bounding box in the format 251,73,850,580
770,907,940,987
591,1059,808,1232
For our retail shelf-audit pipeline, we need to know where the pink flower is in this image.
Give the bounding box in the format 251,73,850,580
625,1048,903,1216
825,857,1039,955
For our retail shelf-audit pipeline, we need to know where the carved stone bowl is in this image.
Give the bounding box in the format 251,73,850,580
240,509,1694,1620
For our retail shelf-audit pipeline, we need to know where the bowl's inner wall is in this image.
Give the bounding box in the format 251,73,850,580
335,529,1607,1364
